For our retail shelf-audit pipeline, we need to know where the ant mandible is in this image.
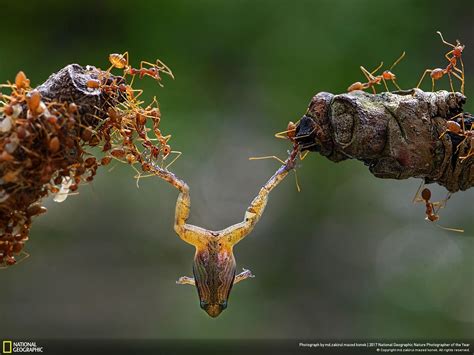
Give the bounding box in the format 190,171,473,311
416,31,465,94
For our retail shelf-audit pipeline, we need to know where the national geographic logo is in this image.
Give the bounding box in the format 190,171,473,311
2,341,43,353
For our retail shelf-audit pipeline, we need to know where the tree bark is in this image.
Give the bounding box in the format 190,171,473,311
295,90,473,193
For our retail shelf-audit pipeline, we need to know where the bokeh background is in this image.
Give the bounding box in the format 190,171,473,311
0,0,472,341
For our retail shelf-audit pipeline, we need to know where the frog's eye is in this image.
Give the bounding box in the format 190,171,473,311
220,300,227,309
200,300,207,309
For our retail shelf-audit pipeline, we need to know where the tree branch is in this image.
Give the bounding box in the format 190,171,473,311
295,90,473,192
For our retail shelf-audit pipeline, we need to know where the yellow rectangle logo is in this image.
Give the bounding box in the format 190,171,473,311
2,341,12,354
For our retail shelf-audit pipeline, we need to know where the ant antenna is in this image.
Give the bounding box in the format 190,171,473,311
370,62,384,76
389,51,406,71
436,31,456,48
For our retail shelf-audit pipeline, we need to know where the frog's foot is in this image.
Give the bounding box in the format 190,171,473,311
234,268,255,284
176,276,195,286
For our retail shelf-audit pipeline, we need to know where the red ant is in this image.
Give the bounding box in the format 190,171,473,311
439,112,473,161
413,184,463,232
274,120,309,160
108,52,174,87
15,71,30,90
348,52,405,94
416,31,465,94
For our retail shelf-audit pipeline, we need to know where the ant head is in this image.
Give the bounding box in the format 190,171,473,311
453,44,464,57
421,188,431,201
382,70,396,80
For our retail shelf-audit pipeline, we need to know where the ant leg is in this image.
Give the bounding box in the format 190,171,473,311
444,51,454,63
459,138,473,161
122,51,129,66
155,59,175,79
249,155,286,164
391,79,402,91
165,150,182,170
359,66,373,81
234,268,255,284
299,150,309,160
412,180,425,203
448,68,464,93
416,69,432,90
450,71,464,94
360,66,377,94
176,276,195,286
133,166,157,188
435,224,464,233
459,151,473,162
431,77,436,92
458,57,465,95
370,62,384,75
162,134,172,143
382,77,389,92
14,251,30,266
140,60,154,70
128,73,137,88
454,136,467,154
447,72,455,93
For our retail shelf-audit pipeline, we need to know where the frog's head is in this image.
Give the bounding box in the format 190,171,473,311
193,242,236,318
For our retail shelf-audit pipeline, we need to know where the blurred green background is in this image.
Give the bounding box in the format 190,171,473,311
0,0,472,340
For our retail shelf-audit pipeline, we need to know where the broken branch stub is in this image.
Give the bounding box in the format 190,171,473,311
295,89,473,193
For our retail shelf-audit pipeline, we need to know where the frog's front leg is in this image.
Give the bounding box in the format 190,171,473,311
234,268,255,284
176,276,195,286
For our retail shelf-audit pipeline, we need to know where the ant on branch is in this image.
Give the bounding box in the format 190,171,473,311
348,52,405,94
416,31,465,94
108,52,174,87
413,184,464,233
439,112,473,161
